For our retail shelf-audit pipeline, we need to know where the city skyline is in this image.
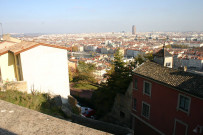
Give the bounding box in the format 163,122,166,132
0,0,203,34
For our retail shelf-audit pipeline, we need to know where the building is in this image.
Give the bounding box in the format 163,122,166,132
0,37,71,103
153,48,173,68
132,25,136,35
132,61,203,135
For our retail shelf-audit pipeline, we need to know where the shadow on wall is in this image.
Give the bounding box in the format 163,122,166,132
8,53,14,66
0,127,17,135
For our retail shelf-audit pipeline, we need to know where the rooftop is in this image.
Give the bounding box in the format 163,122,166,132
154,48,172,57
134,61,203,98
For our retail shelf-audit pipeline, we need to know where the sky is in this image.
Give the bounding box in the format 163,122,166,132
0,0,203,34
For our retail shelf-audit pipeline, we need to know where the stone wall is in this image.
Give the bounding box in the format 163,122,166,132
102,82,133,128
68,95,81,115
71,113,133,135
4,81,27,92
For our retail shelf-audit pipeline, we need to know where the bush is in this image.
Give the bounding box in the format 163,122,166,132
0,90,66,118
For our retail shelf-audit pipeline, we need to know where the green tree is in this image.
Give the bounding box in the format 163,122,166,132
68,67,73,82
134,52,153,66
92,48,132,118
72,46,78,52
73,61,96,83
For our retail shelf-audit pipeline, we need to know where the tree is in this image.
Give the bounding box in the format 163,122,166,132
68,67,73,82
134,52,153,66
72,46,78,52
92,48,132,118
73,61,96,83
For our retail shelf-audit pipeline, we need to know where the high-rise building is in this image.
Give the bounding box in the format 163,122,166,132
132,25,136,35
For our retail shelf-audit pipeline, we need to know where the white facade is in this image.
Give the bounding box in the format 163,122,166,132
173,57,203,70
20,45,70,103
78,46,84,52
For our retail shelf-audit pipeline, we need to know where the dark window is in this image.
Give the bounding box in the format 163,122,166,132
134,78,138,89
179,95,190,112
144,81,151,96
166,62,171,67
142,102,150,119
120,111,125,118
133,98,137,110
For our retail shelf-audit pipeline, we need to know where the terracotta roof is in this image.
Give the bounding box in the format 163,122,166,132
0,41,72,56
134,61,203,98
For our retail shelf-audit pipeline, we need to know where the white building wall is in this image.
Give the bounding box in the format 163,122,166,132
20,45,70,103
164,57,173,68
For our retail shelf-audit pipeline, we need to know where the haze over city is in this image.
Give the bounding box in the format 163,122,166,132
0,0,203,34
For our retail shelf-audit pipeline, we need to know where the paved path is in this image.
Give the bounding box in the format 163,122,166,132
0,100,110,135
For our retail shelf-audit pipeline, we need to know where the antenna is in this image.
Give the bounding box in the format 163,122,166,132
0,23,3,40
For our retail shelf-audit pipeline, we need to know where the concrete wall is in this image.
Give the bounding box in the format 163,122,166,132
20,45,70,103
0,52,16,82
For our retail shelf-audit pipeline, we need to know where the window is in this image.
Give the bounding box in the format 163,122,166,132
178,94,191,113
120,111,125,118
166,62,171,67
143,81,151,96
142,102,150,119
133,98,137,110
134,78,138,89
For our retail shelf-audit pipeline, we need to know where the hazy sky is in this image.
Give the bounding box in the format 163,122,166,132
0,0,203,34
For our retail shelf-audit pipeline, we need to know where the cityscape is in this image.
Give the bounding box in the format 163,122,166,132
0,0,203,135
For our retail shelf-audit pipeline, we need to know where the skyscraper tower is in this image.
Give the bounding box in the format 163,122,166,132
132,25,136,35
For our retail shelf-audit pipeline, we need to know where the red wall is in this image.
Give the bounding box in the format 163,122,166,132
132,74,203,135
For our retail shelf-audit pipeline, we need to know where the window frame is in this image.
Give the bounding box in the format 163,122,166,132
141,101,150,119
133,98,137,111
143,81,152,96
177,94,191,114
134,78,138,90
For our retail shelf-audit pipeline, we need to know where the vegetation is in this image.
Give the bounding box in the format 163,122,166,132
73,83,98,90
134,52,153,66
72,46,78,52
72,61,98,90
69,67,74,82
165,44,172,48
92,48,132,118
171,44,189,48
0,90,66,118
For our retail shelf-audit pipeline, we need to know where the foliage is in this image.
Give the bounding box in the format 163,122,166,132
134,52,153,66
73,61,96,83
0,90,66,118
69,67,73,82
72,46,78,52
92,48,132,118
73,82,98,90
165,44,172,48
172,44,189,48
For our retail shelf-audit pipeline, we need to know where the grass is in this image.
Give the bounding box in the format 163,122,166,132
73,83,98,90
0,90,66,118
